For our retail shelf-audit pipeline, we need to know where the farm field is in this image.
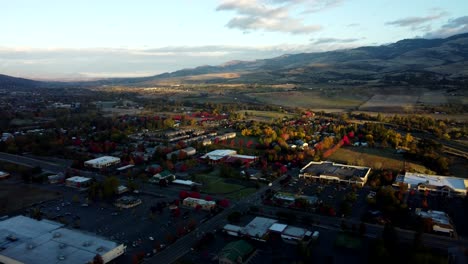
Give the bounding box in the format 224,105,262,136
239,110,296,122
244,91,366,110
358,94,419,112
327,147,435,174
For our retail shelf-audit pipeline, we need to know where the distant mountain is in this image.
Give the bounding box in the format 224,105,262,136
0,74,43,89
143,32,468,86
1,33,467,88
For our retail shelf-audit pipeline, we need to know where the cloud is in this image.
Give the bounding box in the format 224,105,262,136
423,16,468,38
311,37,361,44
216,0,327,34
385,12,447,30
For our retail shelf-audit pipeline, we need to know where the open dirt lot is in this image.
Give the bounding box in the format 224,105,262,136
0,184,61,214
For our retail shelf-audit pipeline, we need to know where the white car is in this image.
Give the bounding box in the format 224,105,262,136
149,236,154,241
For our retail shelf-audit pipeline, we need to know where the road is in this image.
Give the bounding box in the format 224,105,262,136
0,152,67,174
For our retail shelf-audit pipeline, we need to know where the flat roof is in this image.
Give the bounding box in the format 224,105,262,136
301,161,370,181
66,176,91,183
85,156,120,165
117,164,134,171
0,171,9,177
242,217,277,238
183,197,216,205
201,149,237,160
0,216,123,264
282,226,308,238
269,223,287,233
172,179,200,186
397,172,467,193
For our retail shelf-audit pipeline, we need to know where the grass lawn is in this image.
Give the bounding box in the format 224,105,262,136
225,188,257,200
328,147,434,174
193,168,250,195
334,232,362,249
237,110,296,122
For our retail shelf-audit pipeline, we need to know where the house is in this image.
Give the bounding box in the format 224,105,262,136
299,161,371,187
218,240,254,264
394,172,468,197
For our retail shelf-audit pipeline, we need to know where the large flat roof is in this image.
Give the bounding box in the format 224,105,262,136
0,216,124,264
396,172,468,193
201,149,236,161
66,176,91,183
301,161,370,181
84,156,120,165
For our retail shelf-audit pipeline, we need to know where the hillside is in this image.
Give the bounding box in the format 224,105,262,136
142,33,468,86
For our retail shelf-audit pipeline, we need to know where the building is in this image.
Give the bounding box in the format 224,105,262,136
201,149,237,163
218,240,254,264
224,154,258,166
117,185,129,195
172,179,200,187
65,176,91,188
84,156,120,169
415,208,454,236
48,174,65,184
299,161,371,187
182,197,216,210
152,170,175,182
223,217,312,243
394,172,468,197
166,147,197,160
0,171,10,180
0,216,126,264
114,196,142,209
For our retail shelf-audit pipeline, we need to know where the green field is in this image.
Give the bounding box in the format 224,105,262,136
328,147,435,174
239,110,296,122
335,232,363,249
192,168,255,199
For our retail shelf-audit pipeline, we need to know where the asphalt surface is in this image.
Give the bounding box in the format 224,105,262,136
0,152,67,173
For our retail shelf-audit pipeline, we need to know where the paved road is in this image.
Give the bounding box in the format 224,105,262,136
0,152,67,174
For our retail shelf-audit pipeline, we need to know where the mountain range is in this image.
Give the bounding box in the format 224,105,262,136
1,33,468,88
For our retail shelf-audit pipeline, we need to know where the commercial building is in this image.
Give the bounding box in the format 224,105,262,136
218,240,254,264
0,216,126,264
394,172,468,197
223,217,312,243
182,197,216,210
166,147,197,160
0,171,10,180
415,208,454,236
84,156,120,169
299,161,371,187
114,196,142,209
224,154,258,166
48,174,65,184
151,170,175,182
201,149,237,163
65,176,92,189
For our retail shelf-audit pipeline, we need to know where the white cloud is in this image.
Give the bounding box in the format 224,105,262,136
385,12,447,30
423,16,468,38
216,0,327,34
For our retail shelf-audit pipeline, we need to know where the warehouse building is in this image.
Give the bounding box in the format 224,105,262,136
182,197,216,210
299,161,371,187
0,216,126,264
394,172,468,197
84,156,121,169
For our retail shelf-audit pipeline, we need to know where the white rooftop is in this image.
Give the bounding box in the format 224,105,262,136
416,209,451,226
242,217,277,238
0,216,124,264
201,149,237,161
183,197,216,206
398,172,468,193
66,176,91,183
282,226,308,238
85,156,120,165
269,223,287,233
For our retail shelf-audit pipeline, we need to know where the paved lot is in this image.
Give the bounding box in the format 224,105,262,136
27,184,211,264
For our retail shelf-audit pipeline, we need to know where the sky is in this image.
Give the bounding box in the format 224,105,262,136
1,0,467,80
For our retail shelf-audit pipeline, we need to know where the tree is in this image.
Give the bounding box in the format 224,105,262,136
102,176,119,198
227,211,241,223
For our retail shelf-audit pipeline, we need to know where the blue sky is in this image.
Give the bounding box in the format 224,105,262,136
1,0,467,79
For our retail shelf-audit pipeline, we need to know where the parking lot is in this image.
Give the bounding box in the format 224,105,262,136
273,176,371,219
28,185,212,263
